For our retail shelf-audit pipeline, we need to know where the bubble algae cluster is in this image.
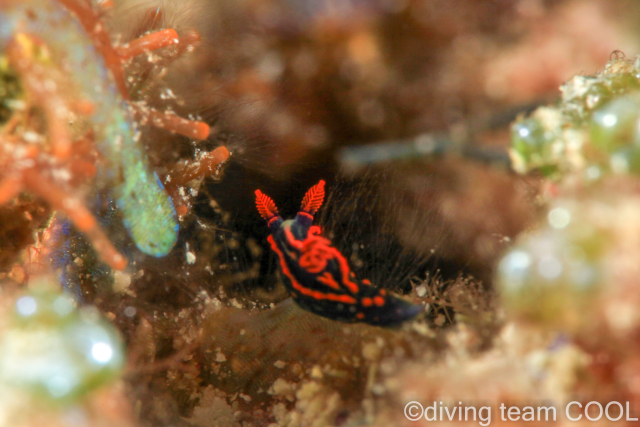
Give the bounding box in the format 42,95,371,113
497,201,610,331
0,287,124,404
510,57,640,179
500,55,640,333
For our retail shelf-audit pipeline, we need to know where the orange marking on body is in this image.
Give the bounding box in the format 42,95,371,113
317,272,341,290
284,225,336,274
299,243,334,273
362,297,373,307
282,213,359,294
379,289,386,295
268,236,356,304
309,225,322,234
334,294,358,304
329,247,360,294
356,313,365,320
301,180,325,214
362,279,371,285
373,296,385,307
255,190,279,221
297,211,313,220
284,226,303,250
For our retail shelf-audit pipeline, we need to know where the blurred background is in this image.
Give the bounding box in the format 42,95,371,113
3,0,640,426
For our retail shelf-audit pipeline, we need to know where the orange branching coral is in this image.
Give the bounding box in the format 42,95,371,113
0,0,224,272
116,28,180,60
164,146,231,217
0,34,127,270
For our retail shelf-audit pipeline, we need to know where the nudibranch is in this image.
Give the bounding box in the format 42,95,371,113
255,180,423,326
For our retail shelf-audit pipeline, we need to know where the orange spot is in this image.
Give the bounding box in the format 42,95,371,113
70,99,95,116
335,294,358,304
24,145,39,158
362,279,371,285
379,289,386,295
373,296,385,307
175,204,189,218
362,297,373,307
356,313,365,320
73,204,99,231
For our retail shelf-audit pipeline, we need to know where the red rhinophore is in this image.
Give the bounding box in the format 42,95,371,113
301,180,325,214
255,190,279,221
